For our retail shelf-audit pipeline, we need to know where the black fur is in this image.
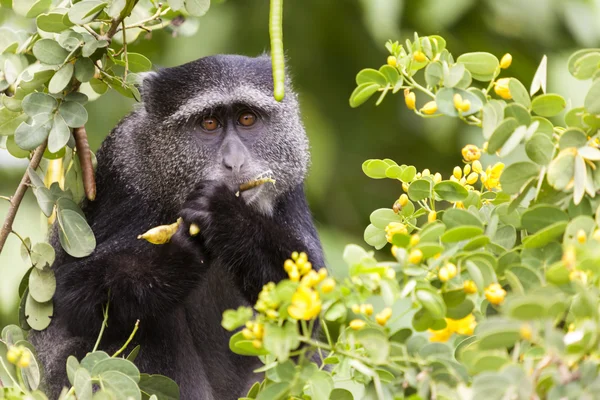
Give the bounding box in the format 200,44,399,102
30,55,324,399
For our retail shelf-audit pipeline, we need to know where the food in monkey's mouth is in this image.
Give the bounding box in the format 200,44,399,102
137,175,276,244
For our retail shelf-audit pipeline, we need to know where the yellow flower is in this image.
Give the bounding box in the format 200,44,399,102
289,269,300,282
409,234,420,247
428,326,452,342
453,166,462,180
413,51,427,62
16,351,30,368
252,339,263,349
376,307,393,326
242,328,254,340
421,101,438,115
520,324,532,340
461,144,481,162
453,94,471,113
577,229,587,244
463,280,477,294
300,270,320,287
385,222,408,243
288,286,322,320
408,249,423,264
387,55,397,67
485,283,506,305
6,346,21,364
349,319,366,330
500,53,512,69
466,172,479,185
405,90,416,111
481,162,504,190
428,314,477,342
398,193,409,207
494,78,512,100
284,259,296,273
360,304,374,316
321,278,335,293
428,210,437,223
253,323,264,339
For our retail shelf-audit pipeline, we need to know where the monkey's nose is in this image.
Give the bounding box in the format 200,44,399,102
222,153,246,174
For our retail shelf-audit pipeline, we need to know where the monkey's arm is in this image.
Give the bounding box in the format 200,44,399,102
180,182,324,303
53,217,206,335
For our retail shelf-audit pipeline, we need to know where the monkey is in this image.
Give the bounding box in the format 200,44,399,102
29,54,325,399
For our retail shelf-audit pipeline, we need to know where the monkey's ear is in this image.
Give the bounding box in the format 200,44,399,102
139,71,160,113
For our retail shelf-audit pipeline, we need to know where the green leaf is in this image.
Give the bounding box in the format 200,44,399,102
408,179,432,201
221,306,253,331
125,53,152,73
442,208,483,229
443,63,465,88
548,148,577,190
441,226,484,243
499,161,539,195
355,328,390,364
36,11,69,33
559,128,587,150
22,93,58,117
531,94,566,117
48,64,74,94
435,87,483,117
92,358,140,383
184,0,210,16
74,58,96,83
25,293,53,330
525,133,554,165
369,208,402,229
487,117,519,154
416,289,446,319
138,374,180,400
362,159,389,179
456,52,499,81
2,325,25,346
255,382,289,400
329,389,353,400
356,68,387,86
28,267,56,303
80,351,110,372
349,83,380,108
57,208,96,258
478,327,520,350
66,356,79,385
13,0,51,18
48,113,70,154
263,322,300,362
508,78,531,108
14,113,53,150
522,221,568,248
32,39,70,65
99,371,141,400
425,62,443,87
68,0,108,24
571,52,600,80
585,79,600,114
364,224,387,250
521,205,568,233
0,108,28,136
504,103,531,126
74,368,93,400
59,101,88,128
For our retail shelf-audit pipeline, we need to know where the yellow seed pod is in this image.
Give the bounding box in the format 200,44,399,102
438,267,450,282
242,328,254,340
252,340,263,349
399,194,409,207
463,280,477,294
138,218,183,245
352,304,361,314
413,51,427,62
453,166,462,180
428,210,437,223
421,101,438,115
466,172,479,185
408,249,423,264
321,278,335,293
494,78,512,100
409,234,420,247
349,319,366,330
577,229,587,244
500,53,512,69
472,160,482,174
387,55,397,67
405,90,416,111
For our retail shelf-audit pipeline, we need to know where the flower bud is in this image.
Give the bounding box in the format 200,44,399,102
375,307,393,326
421,101,438,115
409,234,420,247
413,51,427,63
577,229,587,244
500,53,512,69
408,249,423,264
453,166,462,180
349,319,366,330
433,172,442,183
405,90,416,111
472,160,483,174
463,280,477,294
387,55,397,67
398,194,409,207
485,283,506,305
462,145,481,162
321,278,335,293
494,78,512,100
428,210,437,223
520,324,532,340
466,172,478,185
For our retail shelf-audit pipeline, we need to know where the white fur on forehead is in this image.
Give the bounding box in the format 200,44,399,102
168,85,297,124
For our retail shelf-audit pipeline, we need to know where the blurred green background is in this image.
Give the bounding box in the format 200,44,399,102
1,0,598,327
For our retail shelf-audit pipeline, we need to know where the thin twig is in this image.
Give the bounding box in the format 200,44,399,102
0,196,10,202
105,0,140,39
122,21,128,81
121,4,170,31
0,143,46,255
93,299,110,352
112,320,139,358
73,126,96,201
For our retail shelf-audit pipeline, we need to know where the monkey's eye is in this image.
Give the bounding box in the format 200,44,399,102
238,111,257,127
201,116,221,132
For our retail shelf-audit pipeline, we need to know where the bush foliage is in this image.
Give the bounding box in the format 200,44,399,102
2,1,600,399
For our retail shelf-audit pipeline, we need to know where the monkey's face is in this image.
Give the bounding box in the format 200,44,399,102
139,55,309,214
